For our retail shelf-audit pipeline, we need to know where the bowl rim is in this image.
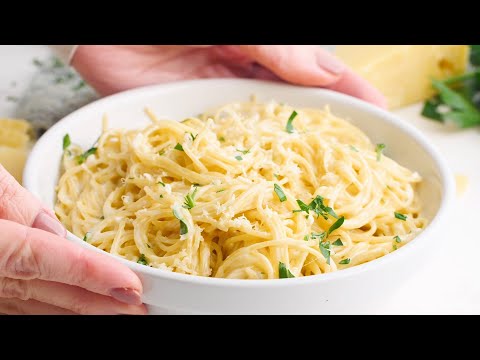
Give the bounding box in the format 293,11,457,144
24,78,455,288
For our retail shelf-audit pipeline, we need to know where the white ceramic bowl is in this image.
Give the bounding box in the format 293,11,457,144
23,79,454,314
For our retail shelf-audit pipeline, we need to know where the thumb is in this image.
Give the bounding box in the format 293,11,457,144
0,165,66,237
237,45,346,87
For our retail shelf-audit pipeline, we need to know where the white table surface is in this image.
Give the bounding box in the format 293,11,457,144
1,45,478,314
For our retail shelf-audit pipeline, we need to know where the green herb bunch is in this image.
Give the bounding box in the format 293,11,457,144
422,45,480,128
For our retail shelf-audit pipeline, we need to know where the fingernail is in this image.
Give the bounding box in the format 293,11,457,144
316,51,346,75
110,288,143,305
32,211,67,237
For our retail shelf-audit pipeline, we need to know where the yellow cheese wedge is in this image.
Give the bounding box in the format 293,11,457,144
0,119,33,184
335,45,469,109
0,146,28,183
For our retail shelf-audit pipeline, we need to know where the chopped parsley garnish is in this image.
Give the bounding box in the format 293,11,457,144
375,143,386,161
82,232,91,242
293,199,310,213
393,244,398,251
311,232,327,241
157,181,165,187
394,235,402,243
137,254,148,265
285,110,298,133
394,212,407,221
174,143,184,151
190,133,197,141
183,187,198,210
72,80,86,91
62,134,71,150
33,58,43,67
158,150,165,156
293,195,339,220
349,145,359,152
332,238,343,246
339,258,350,265
173,208,188,235
236,148,250,155
319,241,331,265
159,194,164,198
310,218,344,243
279,262,295,278
327,216,345,237
216,189,226,193
76,147,97,164
147,244,151,248
235,155,243,161
218,136,225,142
273,184,287,202
6,95,18,102
304,235,309,241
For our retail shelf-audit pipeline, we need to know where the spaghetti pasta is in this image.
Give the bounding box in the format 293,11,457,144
55,99,426,279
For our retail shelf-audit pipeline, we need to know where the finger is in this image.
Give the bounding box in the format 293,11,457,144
326,69,388,108
0,220,143,305
0,298,75,315
0,164,66,237
0,277,147,315
238,45,345,86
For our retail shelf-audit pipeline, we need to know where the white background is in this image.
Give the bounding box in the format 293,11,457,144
1,45,478,314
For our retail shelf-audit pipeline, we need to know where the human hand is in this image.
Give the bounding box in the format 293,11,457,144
72,45,387,108
0,166,147,315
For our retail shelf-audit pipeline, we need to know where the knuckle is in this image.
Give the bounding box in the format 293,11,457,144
0,227,41,280
68,248,93,288
0,278,30,300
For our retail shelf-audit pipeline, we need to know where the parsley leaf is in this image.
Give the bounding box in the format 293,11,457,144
274,184,287,202
157,181,165,187
72,80,86,91
303,235,309,241
173,208,188,235
394,235,402,243
183,187,198,210
62,134,71,150
236,148,250,155
285,110,298,133
76,147,97,164
432,79,480,128
83,232,91,242
375,143,386,161
190,133,197,141
174,143,184,151
279,262,295,278
327,216,345,236
293,195,339,220
394,212,407,221
218,136,225,142
339,258,350,265
137,254,148,265
470,45,480,66
349,145,359,152
319,241,331,265
332,238,343,246
235,155,243,161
